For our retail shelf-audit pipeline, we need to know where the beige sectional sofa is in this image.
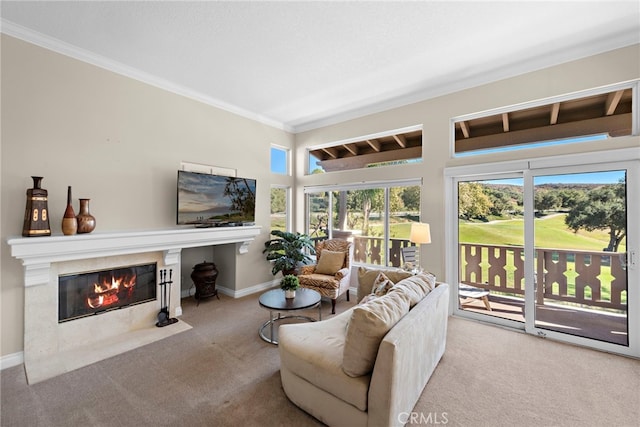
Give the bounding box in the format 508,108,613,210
279,268,450,427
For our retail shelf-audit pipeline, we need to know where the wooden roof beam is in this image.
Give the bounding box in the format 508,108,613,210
605,90,624,116
393,134,407,148
366,139,381,152
502,113,509,132
550,103,560,125
321,146,339,159
343,143,358,156
459,121,470,138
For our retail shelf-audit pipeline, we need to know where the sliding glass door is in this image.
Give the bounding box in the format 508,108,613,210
457,176,526,325
451,157,638,356
526,165,635,350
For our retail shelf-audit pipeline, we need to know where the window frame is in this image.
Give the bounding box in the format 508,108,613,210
270,145,290,176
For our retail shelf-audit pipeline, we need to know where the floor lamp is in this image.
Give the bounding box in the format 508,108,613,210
409,222,431,272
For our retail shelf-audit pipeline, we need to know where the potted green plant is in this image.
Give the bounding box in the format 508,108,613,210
280,274,299,299
263,230,316,276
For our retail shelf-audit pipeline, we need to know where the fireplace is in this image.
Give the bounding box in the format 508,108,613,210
58,263,157,323
7,226,261,384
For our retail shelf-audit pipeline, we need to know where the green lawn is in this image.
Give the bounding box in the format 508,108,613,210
460,213,626,252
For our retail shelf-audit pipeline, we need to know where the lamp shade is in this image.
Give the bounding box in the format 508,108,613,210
409,223,431,244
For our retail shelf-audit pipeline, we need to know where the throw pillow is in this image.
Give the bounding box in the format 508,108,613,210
357,267,413,290
342,291,410,377
314,250,346,275
371,272,394,296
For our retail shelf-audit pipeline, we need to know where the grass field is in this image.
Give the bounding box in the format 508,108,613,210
459,213,626,252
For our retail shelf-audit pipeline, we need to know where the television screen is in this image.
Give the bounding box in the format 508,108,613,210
177,170,256,227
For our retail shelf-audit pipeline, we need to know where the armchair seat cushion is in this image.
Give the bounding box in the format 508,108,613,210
298,273,339,289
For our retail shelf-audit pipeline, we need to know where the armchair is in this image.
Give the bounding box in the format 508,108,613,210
298,238,353,314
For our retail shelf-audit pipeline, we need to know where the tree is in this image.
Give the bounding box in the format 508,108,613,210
557,188,584,210
345,189,384,234
565,182,626,252
401,186,421,211
485,187,513,216
389,187,405,213
535,190,560,214
458,182,492,220
270,187,286,214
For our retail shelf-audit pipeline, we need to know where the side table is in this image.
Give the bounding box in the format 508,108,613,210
258,288,322,345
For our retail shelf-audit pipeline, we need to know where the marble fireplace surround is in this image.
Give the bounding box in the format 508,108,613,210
8,226,261,384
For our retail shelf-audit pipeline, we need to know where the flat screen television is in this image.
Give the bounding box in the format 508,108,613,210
177,170,256,227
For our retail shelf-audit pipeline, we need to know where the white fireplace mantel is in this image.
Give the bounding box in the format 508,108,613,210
8,225,262,287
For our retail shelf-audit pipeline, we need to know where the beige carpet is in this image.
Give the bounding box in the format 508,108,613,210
1,291,638,427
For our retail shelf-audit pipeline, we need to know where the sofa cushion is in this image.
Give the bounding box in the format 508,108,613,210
315,250,346,275
387,273,435,307
342,291,411,377
416,272,437,291
279,310,371,411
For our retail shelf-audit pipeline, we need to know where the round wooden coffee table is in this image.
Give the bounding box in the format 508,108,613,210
258,288,321,345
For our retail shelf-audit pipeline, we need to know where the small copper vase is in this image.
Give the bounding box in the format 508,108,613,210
76,198,96,234
61,186,77,235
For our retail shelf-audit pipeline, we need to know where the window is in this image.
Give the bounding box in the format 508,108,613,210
305,180,421,267
270,186,290,233
452,82,637,157
270,146,289,175
308,126,422,174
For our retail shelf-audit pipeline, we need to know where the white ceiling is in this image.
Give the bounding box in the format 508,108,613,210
1,1,639,133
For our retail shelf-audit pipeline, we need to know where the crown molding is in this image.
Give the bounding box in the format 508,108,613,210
1,19,293,133
2,19,637,135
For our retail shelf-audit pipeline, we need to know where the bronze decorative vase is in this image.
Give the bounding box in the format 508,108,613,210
22,176,51,237
61,186,77,235
76,198,96,234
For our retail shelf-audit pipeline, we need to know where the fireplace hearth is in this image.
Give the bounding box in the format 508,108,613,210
59,263,157,322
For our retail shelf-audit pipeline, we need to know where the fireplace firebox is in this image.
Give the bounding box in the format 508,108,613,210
58,263,157,322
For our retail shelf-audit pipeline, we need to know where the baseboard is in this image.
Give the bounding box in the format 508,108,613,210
180,279,279,300
1,351,24,371
218,279,279,298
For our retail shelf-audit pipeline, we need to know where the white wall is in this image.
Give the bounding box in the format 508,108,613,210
295,44,640,281
1,35,294,358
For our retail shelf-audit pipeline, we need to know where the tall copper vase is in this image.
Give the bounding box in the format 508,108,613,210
61,186,77,235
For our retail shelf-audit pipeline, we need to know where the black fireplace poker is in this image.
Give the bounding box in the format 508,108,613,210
156,268,178,327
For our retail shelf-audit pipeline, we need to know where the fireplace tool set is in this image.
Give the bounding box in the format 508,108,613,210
156,269,178,327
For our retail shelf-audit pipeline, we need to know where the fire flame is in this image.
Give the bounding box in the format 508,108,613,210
86,273,137,309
